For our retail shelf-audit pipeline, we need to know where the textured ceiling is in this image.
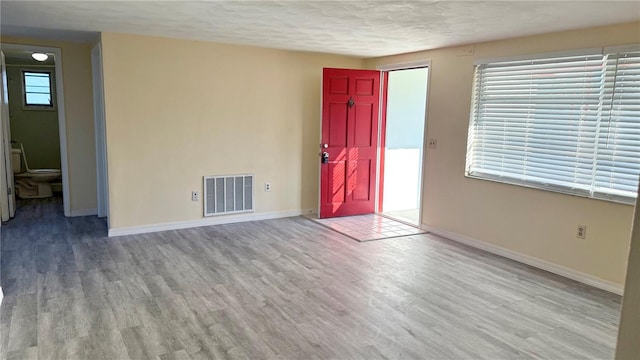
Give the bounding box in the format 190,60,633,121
1,1,639,57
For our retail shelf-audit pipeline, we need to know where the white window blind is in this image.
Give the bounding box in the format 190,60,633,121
595,52,640,200
466,51,640,203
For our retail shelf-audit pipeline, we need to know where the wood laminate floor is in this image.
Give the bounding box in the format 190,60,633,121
1,198,621,359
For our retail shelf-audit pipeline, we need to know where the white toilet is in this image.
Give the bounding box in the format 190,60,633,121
11,144,62,199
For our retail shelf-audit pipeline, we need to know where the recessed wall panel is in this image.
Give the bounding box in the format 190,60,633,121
354,103,374,147
328,160,347,204
328,76,349,95
355,78,374,95
329,103,348,147
352,160,371,201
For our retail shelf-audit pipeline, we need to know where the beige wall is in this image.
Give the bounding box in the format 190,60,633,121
6,64,61,169
1,36,97,213
100,32,362,229
365,22,640,287
616,181,640,359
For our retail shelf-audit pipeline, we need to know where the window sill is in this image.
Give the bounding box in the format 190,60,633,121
464,173,637,206
22,105,56,111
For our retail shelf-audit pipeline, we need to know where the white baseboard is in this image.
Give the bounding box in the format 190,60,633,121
108,208,316,237
70,208,98,217
421,224,624,295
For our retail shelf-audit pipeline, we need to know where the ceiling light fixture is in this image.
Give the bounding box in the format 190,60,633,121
31,53,48,62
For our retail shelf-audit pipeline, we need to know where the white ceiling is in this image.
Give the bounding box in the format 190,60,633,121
1,1,639,57
3,48,56,65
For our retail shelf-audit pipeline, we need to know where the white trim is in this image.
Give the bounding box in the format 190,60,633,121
70,208,98,217
317,69,323,217
91,42,109,221
421,224,624,295
0,286,3,306
5,64,55,68
374,71,384,213
108,208,315,237
1,43,71,217
418,65,431,227
376,59,432,71
0,51,14,221
465,173,636,206
377,64,430,225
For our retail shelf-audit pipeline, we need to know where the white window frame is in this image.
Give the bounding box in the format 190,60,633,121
466,46,640,205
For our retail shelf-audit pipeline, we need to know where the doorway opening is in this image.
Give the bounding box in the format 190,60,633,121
315,64,429,240
0,43,69,222
379,67,428,226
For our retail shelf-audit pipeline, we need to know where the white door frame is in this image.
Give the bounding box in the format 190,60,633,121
0,51,15,222
376,60,431,227
91,42,109,222
0,43,71,217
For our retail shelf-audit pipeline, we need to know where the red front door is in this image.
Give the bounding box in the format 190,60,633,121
320,68,381,218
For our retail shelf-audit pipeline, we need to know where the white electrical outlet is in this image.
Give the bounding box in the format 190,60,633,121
428,139,438,149
192,191,199,201
265,182,271,192
577,225,586,239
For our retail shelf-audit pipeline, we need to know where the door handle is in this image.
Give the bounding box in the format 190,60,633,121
347,97,355,108
321,152,329,164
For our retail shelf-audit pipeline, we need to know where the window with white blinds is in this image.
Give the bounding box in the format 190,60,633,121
466,50,640,203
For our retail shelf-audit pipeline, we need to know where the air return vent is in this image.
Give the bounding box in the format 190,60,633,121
204,174,254,216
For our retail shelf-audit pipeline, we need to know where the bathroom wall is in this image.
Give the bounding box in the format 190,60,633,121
5,62,61,170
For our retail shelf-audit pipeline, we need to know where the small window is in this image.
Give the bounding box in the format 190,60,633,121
22,71,53,108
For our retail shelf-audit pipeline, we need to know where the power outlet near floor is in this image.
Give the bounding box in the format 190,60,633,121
265,182,271,192
428,139,438,149
577,225,587,239
192,191,199,201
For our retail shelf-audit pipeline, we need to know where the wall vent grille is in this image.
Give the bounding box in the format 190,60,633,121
204,174,254,216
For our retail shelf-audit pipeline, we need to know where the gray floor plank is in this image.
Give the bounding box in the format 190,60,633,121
1,197,622,359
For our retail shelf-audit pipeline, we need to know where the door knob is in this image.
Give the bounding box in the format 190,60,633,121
322,144,328,149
